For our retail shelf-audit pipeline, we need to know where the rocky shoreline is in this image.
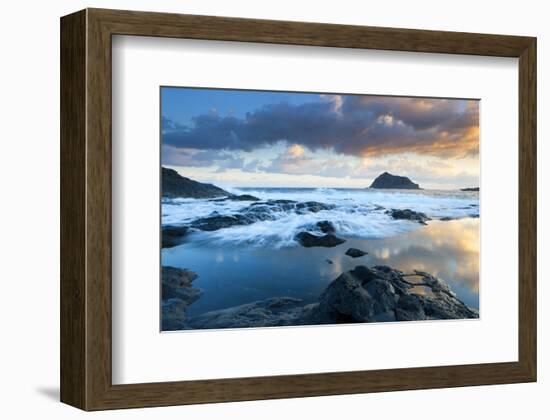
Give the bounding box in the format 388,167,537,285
161,170,480,249
162,260,478,331
161,199,477,249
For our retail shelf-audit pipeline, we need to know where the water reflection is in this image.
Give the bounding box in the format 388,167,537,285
363,218,479,294
162,218,479,316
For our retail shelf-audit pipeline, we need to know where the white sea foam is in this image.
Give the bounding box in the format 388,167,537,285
162,188,479,248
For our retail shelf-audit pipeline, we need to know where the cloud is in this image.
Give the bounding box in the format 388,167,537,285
259,143,357,178
161,145,244,171
162,95,479,159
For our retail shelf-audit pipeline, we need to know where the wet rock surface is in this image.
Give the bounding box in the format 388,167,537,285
167,200,337,234
295,232,346,248
317,220,336,233
190,214,254,231
345,248,368,258
386,208,431,225
162,225,190,248
306,266,477,324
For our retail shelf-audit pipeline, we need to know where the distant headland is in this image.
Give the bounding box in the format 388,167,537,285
162,167,229,198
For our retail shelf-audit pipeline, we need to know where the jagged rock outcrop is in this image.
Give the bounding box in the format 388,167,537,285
370,172,420,189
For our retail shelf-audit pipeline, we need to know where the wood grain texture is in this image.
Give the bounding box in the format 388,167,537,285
60,9,87,409
518,40,537,379
60,8,537,411
90,8,533,56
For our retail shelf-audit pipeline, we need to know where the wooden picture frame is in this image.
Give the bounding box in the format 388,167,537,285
60,8,537,411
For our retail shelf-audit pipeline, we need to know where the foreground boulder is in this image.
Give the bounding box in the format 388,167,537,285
162,266,203,331
306,266,478,324
295,232,346,248
162,167,230,198
370,172,420,189
386,208,431,225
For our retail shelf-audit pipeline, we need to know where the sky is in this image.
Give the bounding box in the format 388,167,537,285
161,87,479,189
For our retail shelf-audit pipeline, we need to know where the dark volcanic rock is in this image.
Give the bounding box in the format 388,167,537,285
305,267,395,324
186,200,336,233
305,266,478,325
295,232,346,248
162,225,190,248
460,187,479,192
386,208,431,225
317,220,336,233
370,172,420,189
162,167,230,198
345,248,368,258
162,266,202,331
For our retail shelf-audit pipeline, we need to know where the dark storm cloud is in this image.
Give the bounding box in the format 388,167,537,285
162,96,479,159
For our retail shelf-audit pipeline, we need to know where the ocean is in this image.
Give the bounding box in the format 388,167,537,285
161,188,480,319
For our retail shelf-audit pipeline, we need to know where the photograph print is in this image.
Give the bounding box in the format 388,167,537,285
160,87,480,331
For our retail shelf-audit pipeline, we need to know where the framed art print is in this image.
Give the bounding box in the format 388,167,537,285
61,8,536,410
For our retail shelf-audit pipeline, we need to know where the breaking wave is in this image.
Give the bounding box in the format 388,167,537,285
162,188,479,248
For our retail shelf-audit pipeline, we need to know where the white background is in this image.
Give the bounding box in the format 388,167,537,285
0,0,547,419
112,36,518,384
